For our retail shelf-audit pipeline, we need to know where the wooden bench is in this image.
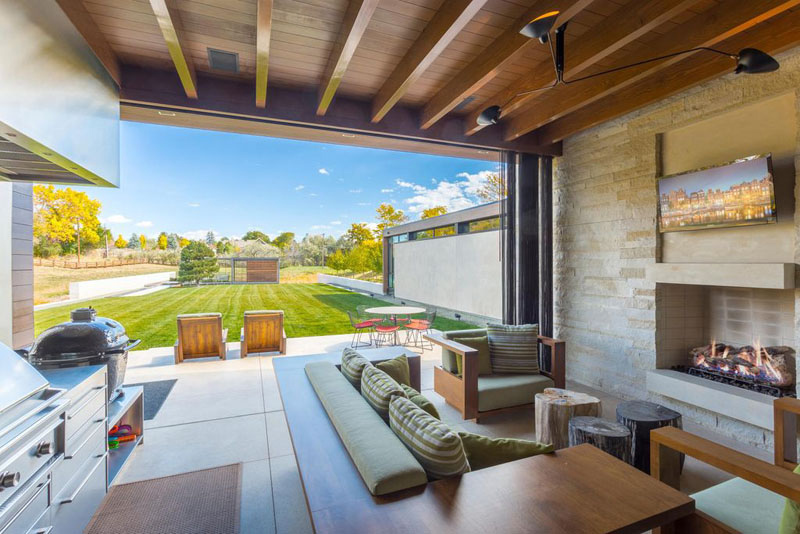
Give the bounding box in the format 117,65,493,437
273,347,695,534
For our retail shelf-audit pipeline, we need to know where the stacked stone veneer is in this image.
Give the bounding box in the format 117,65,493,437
554,45,800,449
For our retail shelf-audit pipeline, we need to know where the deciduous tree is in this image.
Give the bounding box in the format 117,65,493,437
139,234,147,250
33,185,101,261
114,234,127,248
421,206,447,219
242,230,270,243
157,232,168,250
179,237,190,248
272,232,295,250
343,223,373,248
475,172,506,203
127,233,139,249
375,203,408,237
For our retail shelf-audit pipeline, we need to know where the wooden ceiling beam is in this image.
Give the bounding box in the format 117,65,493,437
419,0,597,130
55,0,121,86
317,0,380,116
255,0,273,108
504,0,800,141
371,0,488,123
464,0,702,136
149,0,198,99
534,9,800,144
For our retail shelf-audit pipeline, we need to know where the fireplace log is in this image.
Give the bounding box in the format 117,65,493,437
616,401,683,475
568,416,632,464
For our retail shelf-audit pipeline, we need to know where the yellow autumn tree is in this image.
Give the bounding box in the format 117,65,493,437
375,203,408,238
157,232,168,250
420,206,447,219
114,234,127,248
475,172,507,202
179,237,190,248
33,185,101,262
139,234,147,250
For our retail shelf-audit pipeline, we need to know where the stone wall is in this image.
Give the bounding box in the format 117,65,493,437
554,45,800,448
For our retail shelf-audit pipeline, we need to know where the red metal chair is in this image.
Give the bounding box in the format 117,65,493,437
374,321,401,347
347,311,374,348
405,310,436,350
357,305,382,327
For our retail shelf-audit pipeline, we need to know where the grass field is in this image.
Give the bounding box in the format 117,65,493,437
34,264,176,305
34,284,476,350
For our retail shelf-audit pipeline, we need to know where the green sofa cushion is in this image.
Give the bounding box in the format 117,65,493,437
691,477,783,534
457,431,553,470
389,396,470,480
376,354,411,387
400,384,440,419
487,323,540,374
477,373,553,412
341,348,371,391
451,336,493,376
304,361,427,495
780,463,800,533
361,365,407,421
442,329,487,373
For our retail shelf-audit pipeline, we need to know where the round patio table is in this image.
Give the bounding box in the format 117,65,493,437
364,306,426,346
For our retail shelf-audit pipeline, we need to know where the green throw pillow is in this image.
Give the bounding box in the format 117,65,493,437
361,365,407,421
780,464,800,533
487,323,539,374
341,348,372,390
450,335,492,376
400,384,440,419
389,396,470,480
376,354,411,387
457,431,553,471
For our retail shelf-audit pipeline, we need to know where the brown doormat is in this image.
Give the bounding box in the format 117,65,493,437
85,464,242,534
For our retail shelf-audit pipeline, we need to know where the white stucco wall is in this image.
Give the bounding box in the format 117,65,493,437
393,231,501,319
69,271,175,300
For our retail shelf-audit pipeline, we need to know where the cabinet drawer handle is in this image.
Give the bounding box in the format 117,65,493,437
60,454,106,504
33,528,53,534
65,424,103,460
67,387,105,420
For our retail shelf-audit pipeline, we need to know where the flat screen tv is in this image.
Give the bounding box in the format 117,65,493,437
657,154,776,233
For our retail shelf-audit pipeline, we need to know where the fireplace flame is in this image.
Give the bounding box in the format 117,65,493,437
691,340,794,388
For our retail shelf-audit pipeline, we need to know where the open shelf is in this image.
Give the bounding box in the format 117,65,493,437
646,262,796,289
108,435,143,484
107,385,144,485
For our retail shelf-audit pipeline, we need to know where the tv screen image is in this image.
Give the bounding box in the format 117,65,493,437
657,154,776,233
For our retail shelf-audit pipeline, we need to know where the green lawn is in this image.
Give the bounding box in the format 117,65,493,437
34,284,476,350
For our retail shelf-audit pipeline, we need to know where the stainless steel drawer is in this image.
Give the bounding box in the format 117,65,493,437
0,471,51,534
52,421,105,500
0,416,61,511
64,387,105,444
50,456,106,534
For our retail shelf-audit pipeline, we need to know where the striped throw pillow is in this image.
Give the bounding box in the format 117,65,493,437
341,348,372,390
389,396,470,480
487,323,539,374
361,365,407,421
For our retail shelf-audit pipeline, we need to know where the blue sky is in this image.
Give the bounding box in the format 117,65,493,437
74,122,497,241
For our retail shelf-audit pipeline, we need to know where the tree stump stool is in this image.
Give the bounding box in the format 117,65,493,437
568,416,632,463
616,400,683,474
535,388,601,450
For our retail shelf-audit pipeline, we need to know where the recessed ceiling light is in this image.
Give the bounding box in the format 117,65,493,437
157,111,176,117
341,133,356,138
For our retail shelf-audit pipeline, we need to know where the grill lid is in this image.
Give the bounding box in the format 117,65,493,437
27,307,131,361
0,341,49,419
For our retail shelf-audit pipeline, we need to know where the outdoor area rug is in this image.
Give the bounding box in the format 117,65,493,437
126,379,177,420
85,463,242,534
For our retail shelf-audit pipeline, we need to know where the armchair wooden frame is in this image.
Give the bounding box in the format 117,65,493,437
650,397,800,533
174,314,227,364
424,333,565,422
240,310,287,357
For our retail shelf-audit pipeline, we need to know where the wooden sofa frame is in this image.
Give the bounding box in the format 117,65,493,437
424,332,565,422
650,397,800,533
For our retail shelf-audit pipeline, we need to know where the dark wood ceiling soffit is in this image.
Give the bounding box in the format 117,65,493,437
148,0,198,99
55,0,120,86
419,0,597,130
317,0,381,116
370,0,488,123
535,8,800,144
504,0,800,141
465,0,703,136
255,0,273,109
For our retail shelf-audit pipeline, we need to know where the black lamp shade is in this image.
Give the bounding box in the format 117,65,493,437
477,105,501,126
520,11,559,40
735,48,779,74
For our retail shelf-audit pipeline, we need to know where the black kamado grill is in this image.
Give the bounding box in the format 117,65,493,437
19,307,140,402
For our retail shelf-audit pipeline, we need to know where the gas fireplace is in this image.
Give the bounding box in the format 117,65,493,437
675,341,796,397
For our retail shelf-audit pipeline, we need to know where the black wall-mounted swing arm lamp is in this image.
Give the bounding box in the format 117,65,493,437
476,12,780,126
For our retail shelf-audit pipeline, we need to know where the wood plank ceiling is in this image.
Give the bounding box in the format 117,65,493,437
62,0,800,155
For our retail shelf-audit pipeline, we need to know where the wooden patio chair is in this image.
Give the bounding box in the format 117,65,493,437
174,313,227,364
240,310,287,357
650,397,800,533
424,328,565,422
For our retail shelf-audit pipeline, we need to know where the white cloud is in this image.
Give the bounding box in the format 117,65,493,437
106,214,131,224
309,192,318,197
396,179,415,188
136,220,154,228
188,203,200,208
295,185,305,191
330,220,342,225
318,168,330,175
381,188,394,193
456,170,496,196
398,169,497,215
181,229,215,240
310,224,331,230
349,189,362,194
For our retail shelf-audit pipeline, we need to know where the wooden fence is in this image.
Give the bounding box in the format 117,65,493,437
34,258,177,269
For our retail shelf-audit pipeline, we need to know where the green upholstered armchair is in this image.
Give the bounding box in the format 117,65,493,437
649,397,800,533
424,328,565,422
